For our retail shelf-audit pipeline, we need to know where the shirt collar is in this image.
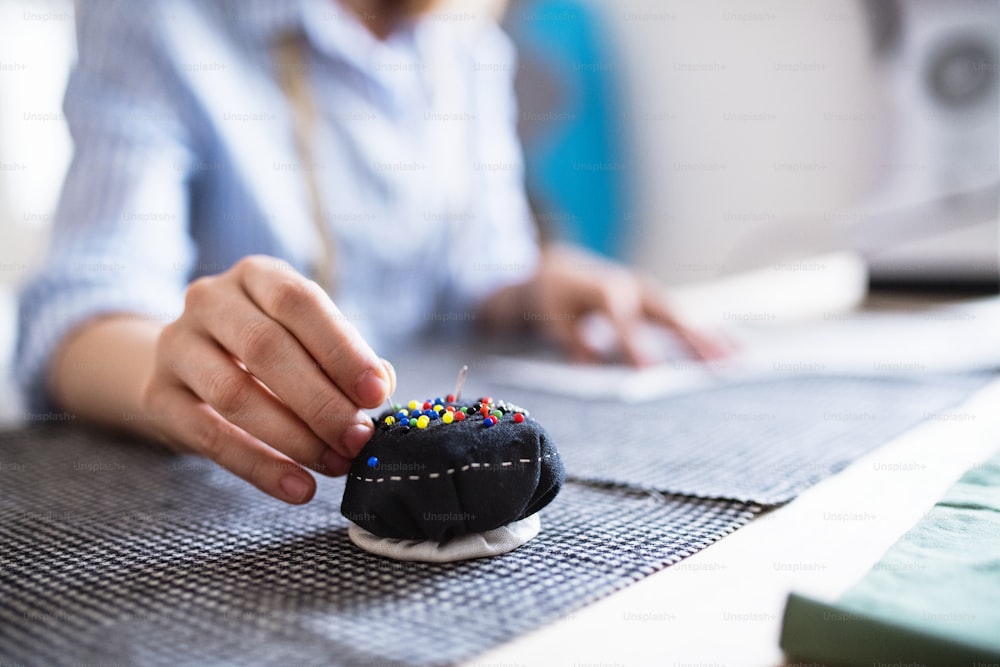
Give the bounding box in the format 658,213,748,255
215,0,444,103
216,0,425,68
301,0,423,74
213,0,308,43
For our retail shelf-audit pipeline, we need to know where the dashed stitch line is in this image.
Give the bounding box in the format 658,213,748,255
353,455,551,483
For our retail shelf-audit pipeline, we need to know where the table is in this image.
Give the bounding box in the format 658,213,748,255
475,377,1000,666
3,294,998,665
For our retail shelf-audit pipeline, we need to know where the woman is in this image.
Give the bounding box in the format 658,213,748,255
18,0,713,505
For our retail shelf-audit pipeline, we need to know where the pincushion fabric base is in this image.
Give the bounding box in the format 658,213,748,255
346,513,541,562
341,398,565,549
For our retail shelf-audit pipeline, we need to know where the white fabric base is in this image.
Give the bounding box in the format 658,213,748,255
347,514,542,563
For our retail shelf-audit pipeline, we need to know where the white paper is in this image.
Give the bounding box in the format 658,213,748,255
486,297,1000,402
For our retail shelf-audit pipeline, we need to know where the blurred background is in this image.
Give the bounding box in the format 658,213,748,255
503,0,999,286
1,0,998,400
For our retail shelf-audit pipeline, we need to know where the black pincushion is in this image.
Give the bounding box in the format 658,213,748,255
340,397,564,543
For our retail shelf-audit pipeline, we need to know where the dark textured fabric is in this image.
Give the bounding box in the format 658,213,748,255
342,399,565,540
0,426,756,667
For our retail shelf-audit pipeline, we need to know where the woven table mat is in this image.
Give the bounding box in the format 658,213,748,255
0,426,758,666
536,373,993,504
3,347,990,665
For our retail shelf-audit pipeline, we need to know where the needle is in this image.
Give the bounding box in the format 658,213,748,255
453,364,468,402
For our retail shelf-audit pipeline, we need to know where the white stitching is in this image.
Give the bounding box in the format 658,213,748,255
359,459,541,483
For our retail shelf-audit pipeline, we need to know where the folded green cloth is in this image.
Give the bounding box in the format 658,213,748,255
781,447,1000,666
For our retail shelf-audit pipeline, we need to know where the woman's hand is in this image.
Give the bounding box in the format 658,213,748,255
145,256,395,503
483,245,726,365
52,255,394,505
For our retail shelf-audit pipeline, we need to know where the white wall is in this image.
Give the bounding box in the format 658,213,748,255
0,0,75,280
0,0,75,418
588,0,888,284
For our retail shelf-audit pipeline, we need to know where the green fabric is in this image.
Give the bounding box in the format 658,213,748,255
837,451,1000,648
781,447,1000,665
780,593,1000,667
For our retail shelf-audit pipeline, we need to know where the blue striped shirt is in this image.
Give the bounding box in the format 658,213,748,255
17,0,539,410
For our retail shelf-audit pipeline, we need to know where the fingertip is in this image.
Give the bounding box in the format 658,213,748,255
279,472,316,504
354,368,389,408
321,448,353,477
609,316,650,368
681,327,734,362
623,345,652,368
615,323,651,367
566,335,601,365
343,421,374,457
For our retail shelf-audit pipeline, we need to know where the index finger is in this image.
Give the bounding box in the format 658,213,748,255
237,256,391,408
641,288,732,362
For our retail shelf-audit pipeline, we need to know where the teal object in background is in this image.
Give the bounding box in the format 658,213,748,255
503,0,631,259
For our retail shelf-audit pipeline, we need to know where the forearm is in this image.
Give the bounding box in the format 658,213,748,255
49,314,163,439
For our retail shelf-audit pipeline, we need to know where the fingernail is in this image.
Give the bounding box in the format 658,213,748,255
344,422,374,455
280,474,312,503
380,358,397,396
354,369,388,407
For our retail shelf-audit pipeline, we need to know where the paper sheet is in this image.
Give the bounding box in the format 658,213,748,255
486,297,1000,402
